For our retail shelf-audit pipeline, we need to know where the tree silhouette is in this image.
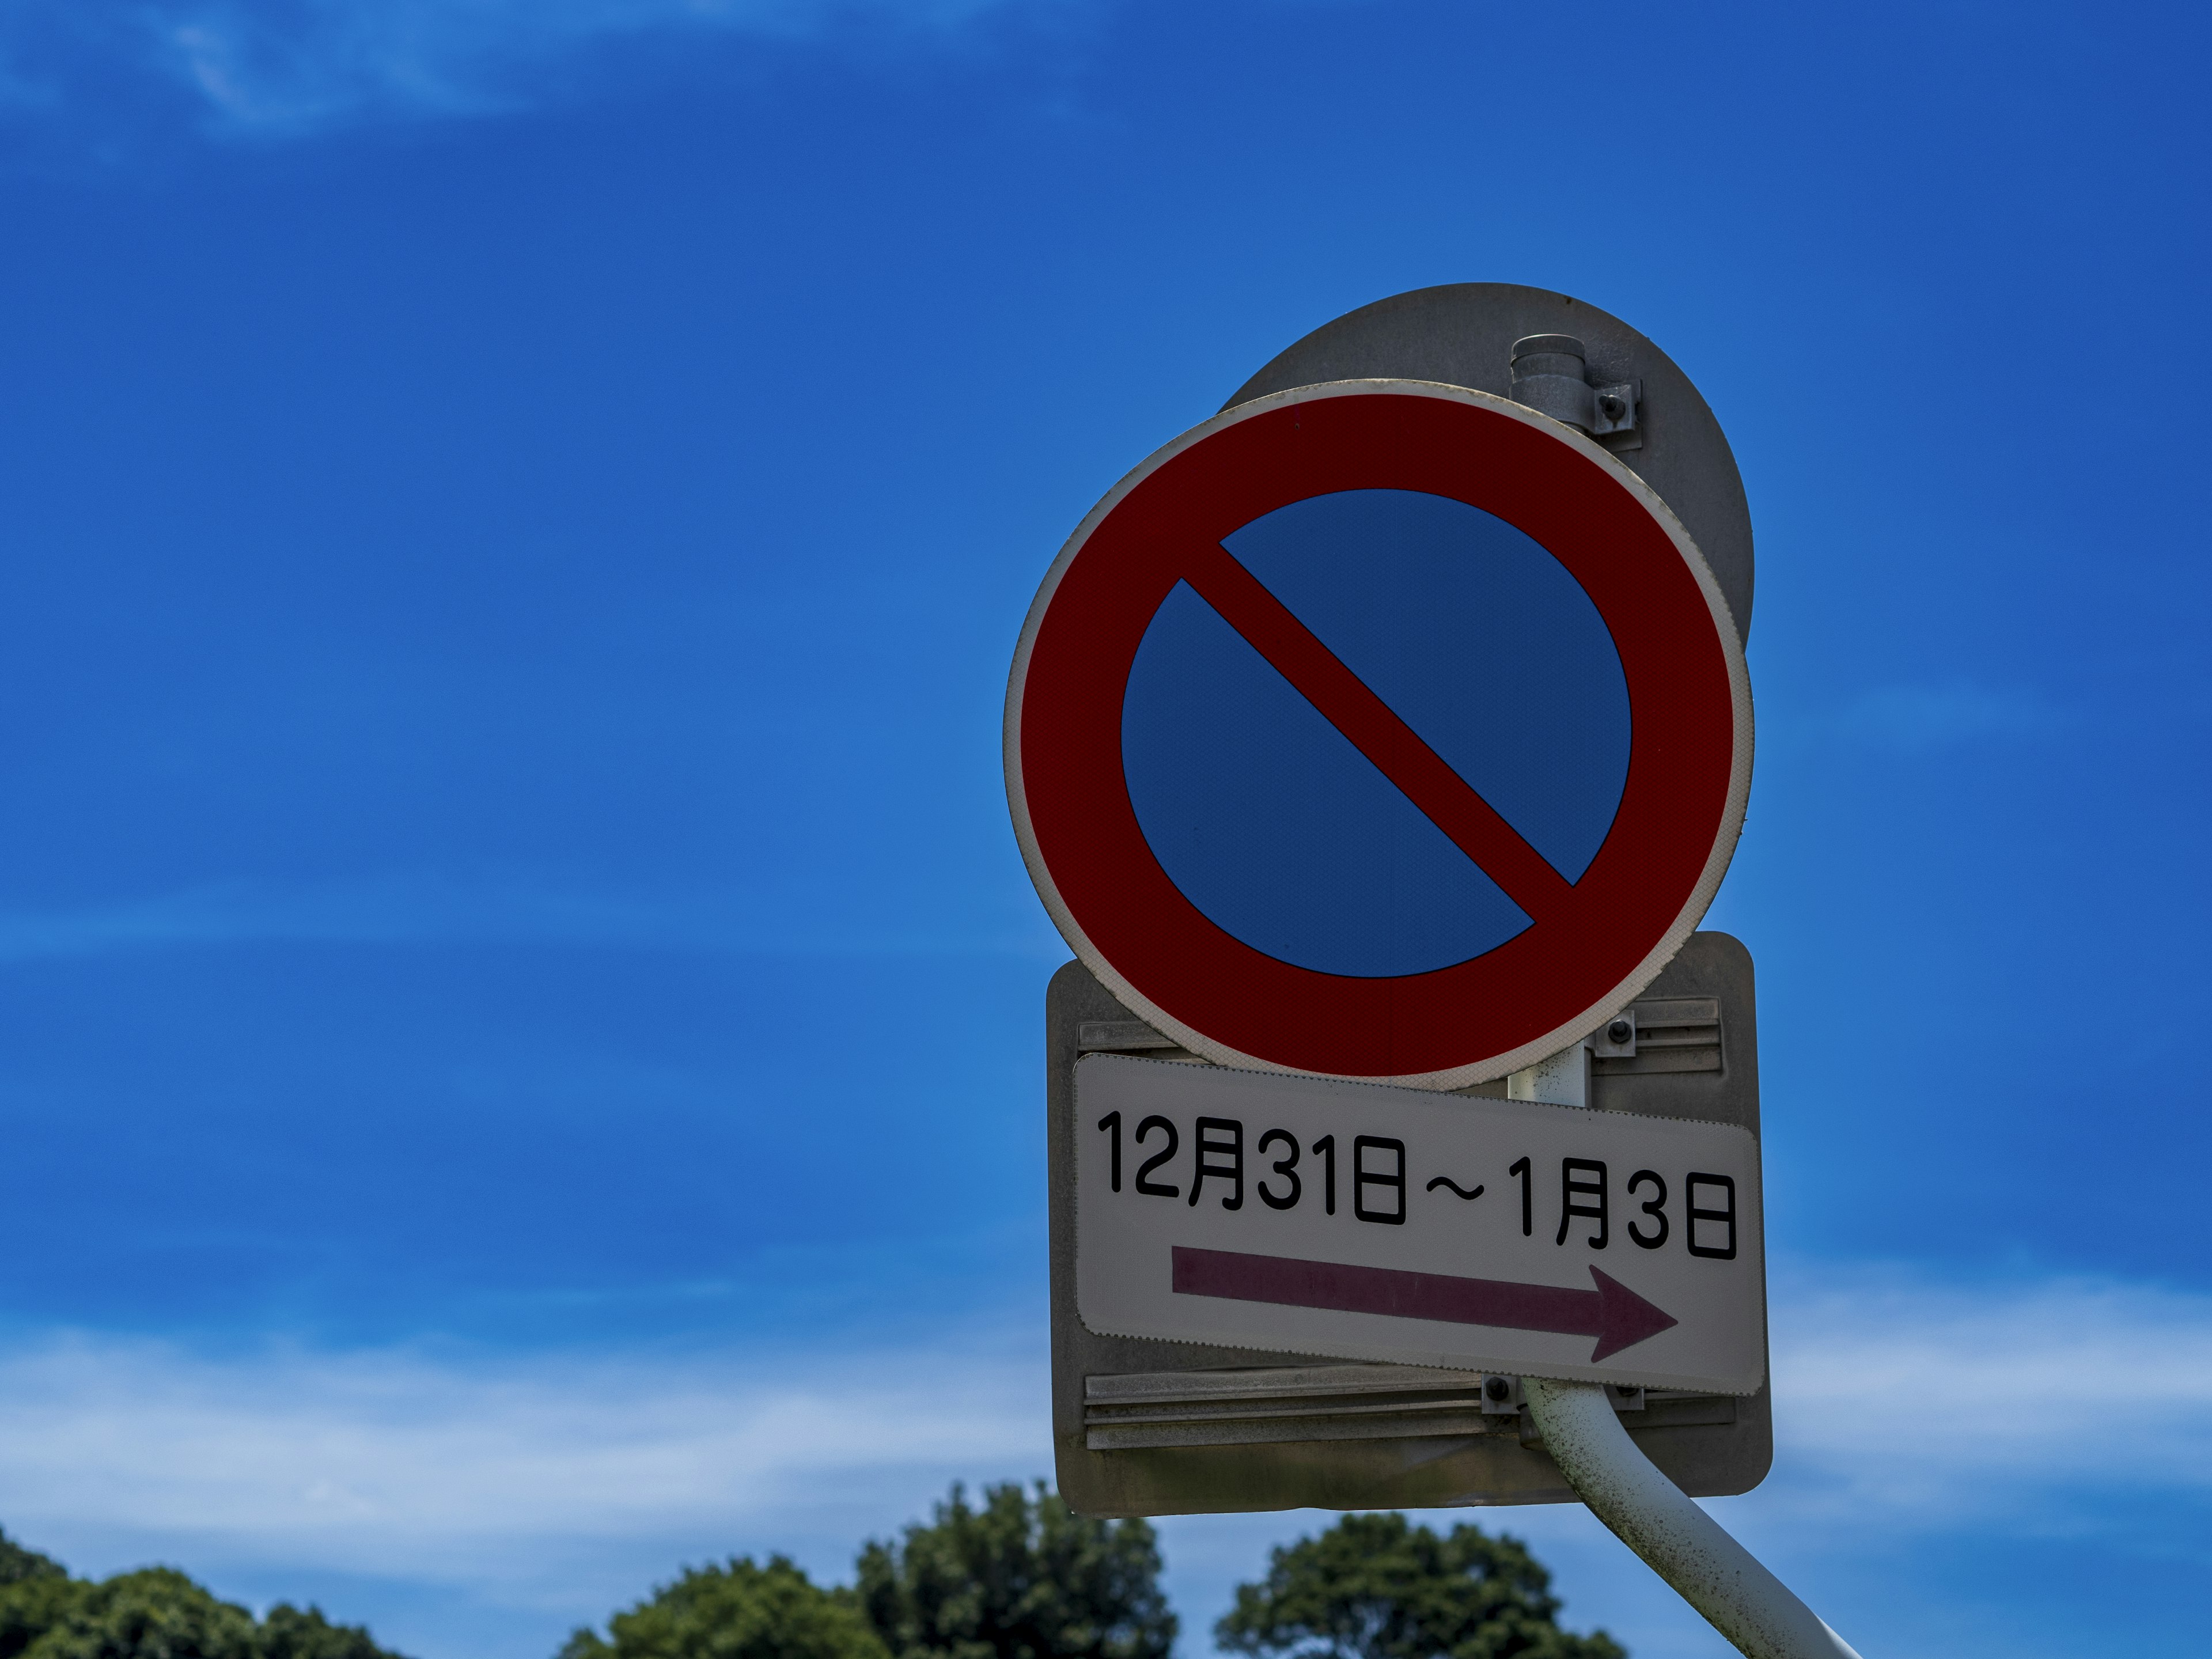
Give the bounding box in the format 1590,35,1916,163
1215,1513,1623,1659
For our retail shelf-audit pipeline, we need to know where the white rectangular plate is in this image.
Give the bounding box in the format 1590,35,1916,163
1075,1055,1766,1394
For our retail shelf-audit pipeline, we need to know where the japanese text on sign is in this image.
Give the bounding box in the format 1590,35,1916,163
1074,1054,1765,1393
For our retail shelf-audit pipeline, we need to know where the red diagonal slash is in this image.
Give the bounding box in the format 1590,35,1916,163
1181,539,1575,924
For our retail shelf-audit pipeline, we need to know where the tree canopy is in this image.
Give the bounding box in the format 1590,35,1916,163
558,1556,888,1659
853,1482,1175,1659
1214,1513,1624,1659
0,1532,406,1659
0,1536,63,1591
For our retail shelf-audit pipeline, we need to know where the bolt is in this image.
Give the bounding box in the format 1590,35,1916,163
1484,1376,1512,1403
1607,1018,1633,1046
1599,393,1626,421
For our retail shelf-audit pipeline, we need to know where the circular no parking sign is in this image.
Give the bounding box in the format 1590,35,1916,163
1005,381,1751,1089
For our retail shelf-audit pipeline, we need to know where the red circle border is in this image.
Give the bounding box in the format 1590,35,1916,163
1007,383,1749,1085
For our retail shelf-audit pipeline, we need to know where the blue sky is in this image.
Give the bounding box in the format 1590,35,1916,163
0,1,2206,1656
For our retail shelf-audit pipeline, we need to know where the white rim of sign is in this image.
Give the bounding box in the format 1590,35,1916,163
1004,378,1755,1090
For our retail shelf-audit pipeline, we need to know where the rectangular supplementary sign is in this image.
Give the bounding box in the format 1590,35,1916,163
1075,1054,1766,1395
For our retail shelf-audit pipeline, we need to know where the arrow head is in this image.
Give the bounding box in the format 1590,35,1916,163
1586,1266,1679,1359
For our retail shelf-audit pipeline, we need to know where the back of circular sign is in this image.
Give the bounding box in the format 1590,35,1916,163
1226,283,1754,643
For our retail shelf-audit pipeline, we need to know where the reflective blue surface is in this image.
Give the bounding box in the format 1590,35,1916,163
1119,490,1629,976
1121,580,1531,975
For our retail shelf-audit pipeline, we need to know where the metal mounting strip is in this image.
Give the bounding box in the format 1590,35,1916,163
1081,1365,1728,1451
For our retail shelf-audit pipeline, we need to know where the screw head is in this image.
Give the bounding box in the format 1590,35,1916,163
1484,1376,1512,1403
1599,393,1626,421
1607,1018,1633,1046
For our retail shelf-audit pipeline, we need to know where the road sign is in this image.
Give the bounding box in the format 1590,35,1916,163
1075,1054,1763,1394
1031,286,1773,1522
1046,933,1771,1519
1006,379,1751,1088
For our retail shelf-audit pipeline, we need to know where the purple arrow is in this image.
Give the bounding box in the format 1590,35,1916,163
1171,1245,1679,1361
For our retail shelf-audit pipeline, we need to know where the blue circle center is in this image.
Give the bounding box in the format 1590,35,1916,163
1120,488,1631,978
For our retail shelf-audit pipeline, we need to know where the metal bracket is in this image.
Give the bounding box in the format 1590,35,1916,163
1509,334,1641,440
1505,1040,1591,1107
1589,382,1641,436
1589,1007,1638,1059
1075,1018,1180,1052
1480,1374,1646,1419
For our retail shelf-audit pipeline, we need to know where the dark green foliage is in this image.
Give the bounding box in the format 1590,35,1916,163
0,1534,406,1659
0,1573,79,1659
20,1566,260,1659
0,1535,64,1590
253,1604,406,1659
1214,1513,1624,1659
557,1556,888,1659
853,1482,1173,1659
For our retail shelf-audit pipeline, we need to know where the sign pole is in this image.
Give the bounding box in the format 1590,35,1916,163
1523,1377,1861,1659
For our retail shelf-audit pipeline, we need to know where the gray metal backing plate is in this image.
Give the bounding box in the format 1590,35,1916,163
1224,284,1754,642
1048,933,1772,1517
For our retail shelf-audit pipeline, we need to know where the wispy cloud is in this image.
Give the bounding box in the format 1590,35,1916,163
3,1267,2209,1622
1822,681,2070,755
1766,1266,2212,1519
0,1324,1051,1624
0,0,1043,136
0,873,1060,962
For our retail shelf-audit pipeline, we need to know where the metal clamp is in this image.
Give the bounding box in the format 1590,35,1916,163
1509,335,1640,438
1481,1374,1646,1416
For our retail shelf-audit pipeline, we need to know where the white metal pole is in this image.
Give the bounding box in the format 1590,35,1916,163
1521,1377,1862,1659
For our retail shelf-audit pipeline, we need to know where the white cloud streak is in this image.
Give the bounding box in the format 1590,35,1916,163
1,0,1041,134
1823,681,2071,755
0,874,1060,961
3,1268,2209,1609
0,1325,1052,1613
1766,1267,2212,1520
